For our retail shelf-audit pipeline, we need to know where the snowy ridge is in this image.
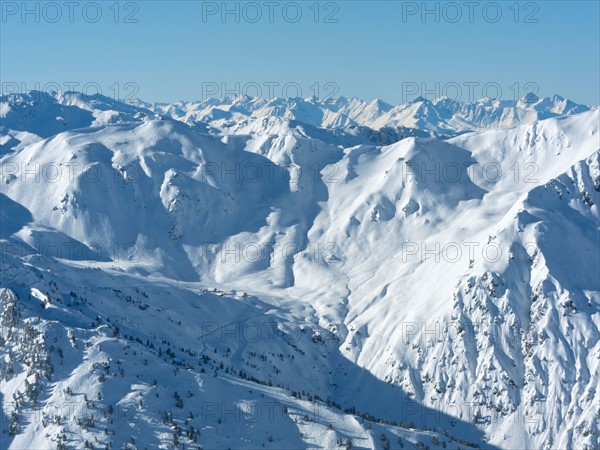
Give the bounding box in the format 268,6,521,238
1,92,599,449
1,91,590,156
133,93,590,135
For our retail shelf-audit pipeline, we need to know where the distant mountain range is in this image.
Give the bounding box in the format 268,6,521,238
133,92,590,133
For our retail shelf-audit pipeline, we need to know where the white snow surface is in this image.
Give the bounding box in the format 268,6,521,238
1,92,599,450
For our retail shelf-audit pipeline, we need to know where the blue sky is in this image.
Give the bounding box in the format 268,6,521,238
1,1,599,105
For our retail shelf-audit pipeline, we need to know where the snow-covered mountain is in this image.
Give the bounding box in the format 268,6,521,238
0,91,161,156
2,91,590,156
132,93,590,135
1,92,438,156
1,92,598,450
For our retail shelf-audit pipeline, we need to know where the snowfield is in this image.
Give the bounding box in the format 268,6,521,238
1,91,598,450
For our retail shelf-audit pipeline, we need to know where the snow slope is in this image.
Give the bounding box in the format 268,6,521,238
1,93,598,449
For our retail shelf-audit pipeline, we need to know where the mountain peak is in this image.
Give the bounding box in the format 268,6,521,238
409,95,431,104
520,92,540,104
367,97,393,111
